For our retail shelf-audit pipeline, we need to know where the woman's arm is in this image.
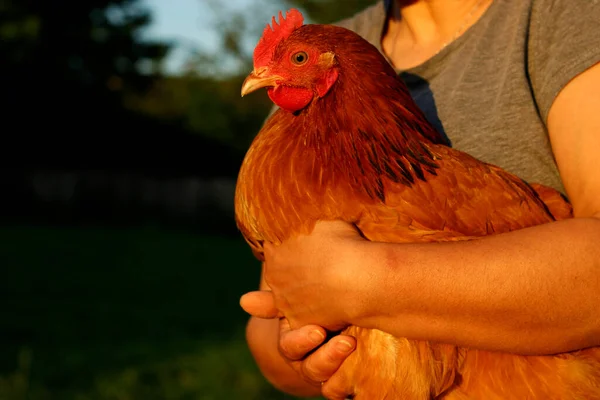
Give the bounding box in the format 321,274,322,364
359,214,600,354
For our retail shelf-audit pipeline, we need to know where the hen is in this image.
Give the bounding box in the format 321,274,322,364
235,8,600,400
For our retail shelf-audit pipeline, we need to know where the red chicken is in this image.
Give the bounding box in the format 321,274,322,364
235,8,600,400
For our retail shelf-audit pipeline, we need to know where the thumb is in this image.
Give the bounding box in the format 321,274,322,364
240,290,283,319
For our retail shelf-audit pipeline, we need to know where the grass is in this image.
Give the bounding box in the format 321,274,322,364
0,223,309,400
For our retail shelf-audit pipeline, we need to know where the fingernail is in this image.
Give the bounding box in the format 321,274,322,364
336,339,354,353
309,330,325,344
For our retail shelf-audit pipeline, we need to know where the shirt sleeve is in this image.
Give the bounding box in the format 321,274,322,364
528,0,600,122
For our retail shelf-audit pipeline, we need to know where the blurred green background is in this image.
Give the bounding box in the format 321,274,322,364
0,0,376,399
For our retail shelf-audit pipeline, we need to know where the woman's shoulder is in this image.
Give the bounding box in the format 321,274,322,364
526,0,600,121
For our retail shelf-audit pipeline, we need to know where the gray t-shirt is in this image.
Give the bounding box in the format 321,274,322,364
334,0,600,195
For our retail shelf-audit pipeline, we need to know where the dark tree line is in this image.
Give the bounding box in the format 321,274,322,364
0,0,377,230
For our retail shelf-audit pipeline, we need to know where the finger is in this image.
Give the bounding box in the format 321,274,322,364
239,291,282,318
300,335,356,384
322,370,354,400
279,319,327,361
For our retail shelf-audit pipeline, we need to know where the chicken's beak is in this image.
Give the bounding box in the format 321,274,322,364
241,67,282,97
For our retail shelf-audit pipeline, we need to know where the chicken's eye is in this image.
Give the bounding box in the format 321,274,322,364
291,51,309,65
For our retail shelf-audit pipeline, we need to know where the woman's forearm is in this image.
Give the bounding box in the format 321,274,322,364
358,216,600,355
246,316,321,397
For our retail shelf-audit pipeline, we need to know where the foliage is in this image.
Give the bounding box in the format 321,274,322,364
0,0,263,177
1,0,168,114
0,0,381,170
123,74,273,152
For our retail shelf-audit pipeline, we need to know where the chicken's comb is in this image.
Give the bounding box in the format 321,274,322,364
253,9,304,68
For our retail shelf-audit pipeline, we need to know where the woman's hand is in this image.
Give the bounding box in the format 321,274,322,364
262,220,372,331
277,317,356,399
241,290,356,399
